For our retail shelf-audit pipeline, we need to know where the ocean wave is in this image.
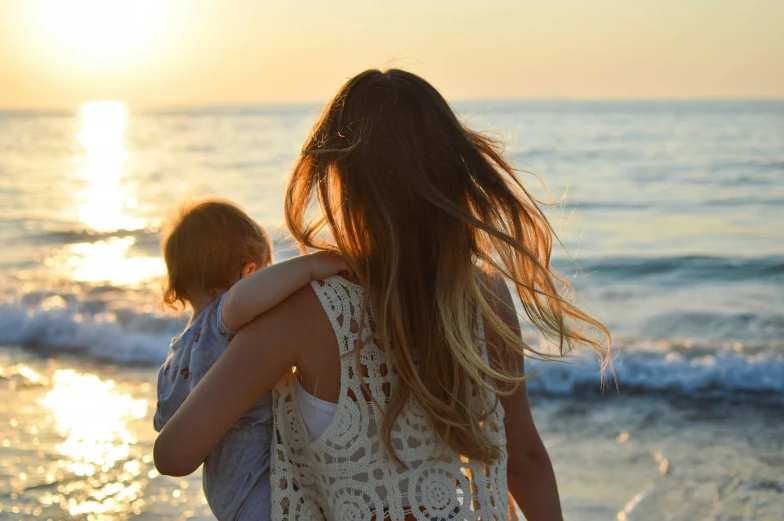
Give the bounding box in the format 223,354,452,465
0,302,179,365
36,228,154,244
526,347,783,403
0,300,782,403
565,197,784,209
640,310,784,341
19,227,294,252
564,255,784,283
704,196,784,207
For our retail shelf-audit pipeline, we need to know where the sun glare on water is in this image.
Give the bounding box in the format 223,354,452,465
45,101,166,286
77,101,141,233
39,370,149,518
41,370,148,474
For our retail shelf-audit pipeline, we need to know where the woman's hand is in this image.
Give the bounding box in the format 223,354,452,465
305,251,353,280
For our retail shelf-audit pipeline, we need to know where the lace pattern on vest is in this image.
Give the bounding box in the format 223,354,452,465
271,276,508,520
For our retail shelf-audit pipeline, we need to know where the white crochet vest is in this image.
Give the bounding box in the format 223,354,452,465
271,276,508,520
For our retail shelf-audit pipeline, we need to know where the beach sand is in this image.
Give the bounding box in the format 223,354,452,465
1,344,782,520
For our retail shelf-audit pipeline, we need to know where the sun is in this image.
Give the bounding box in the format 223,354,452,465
34,0,159,58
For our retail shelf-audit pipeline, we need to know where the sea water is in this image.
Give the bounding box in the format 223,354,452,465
0,101,782,519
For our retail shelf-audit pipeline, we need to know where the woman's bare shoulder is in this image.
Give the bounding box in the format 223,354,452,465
290,283,342,401
273,283,336,344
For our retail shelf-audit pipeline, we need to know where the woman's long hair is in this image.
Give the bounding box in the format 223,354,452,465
286,69,610,465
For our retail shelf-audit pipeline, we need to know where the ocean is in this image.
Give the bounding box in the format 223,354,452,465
0,100,782,519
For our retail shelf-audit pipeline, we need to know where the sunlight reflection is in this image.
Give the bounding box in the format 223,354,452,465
78,101,144,232
51,101,168,286
39,370,148,517
51,237,165,286
40,370,147,473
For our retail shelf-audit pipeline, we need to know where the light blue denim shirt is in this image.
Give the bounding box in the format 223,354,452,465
154,294,272,521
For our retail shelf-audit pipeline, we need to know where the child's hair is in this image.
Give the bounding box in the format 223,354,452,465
161,199,272,309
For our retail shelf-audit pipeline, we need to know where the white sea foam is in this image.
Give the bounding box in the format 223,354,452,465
0,303,178,365
1,301,782,402
526,347,784,401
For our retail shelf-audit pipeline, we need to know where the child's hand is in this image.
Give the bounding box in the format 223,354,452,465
305,251,353,280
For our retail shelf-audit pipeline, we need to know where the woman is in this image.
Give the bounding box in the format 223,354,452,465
154,69,610,520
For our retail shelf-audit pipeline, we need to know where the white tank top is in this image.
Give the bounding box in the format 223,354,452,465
271,275,509,520
294,380,338,442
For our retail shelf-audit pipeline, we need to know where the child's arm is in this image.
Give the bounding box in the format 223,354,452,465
220,251,350,333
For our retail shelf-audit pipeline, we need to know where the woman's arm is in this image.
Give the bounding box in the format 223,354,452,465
154,285,326,477
221,251,349,332
483,275,563,521
502,375,562,521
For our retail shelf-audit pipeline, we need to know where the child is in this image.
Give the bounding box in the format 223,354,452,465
153,199,349,520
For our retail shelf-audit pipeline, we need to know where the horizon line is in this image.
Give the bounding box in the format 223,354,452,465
2,96,783,114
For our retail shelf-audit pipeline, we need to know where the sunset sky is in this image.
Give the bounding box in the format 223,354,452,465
1,0,782,109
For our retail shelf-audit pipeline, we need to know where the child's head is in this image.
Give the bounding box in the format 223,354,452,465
161,199,272,309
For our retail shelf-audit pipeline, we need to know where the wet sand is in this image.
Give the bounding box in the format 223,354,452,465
1,345,782,520
0,346,213,520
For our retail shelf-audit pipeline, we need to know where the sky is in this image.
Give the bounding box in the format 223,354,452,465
1,0,783,109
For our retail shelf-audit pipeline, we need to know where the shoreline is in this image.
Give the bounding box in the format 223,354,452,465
6,338,783,405
1,344,782,519
0,345,213,520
